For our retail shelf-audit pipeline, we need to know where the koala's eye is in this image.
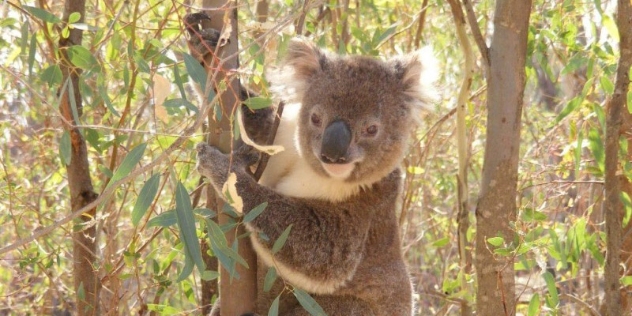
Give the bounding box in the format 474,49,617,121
311,113,322,127
364,125,379,137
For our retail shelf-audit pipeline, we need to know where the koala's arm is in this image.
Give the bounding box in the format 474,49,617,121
196,143,375,288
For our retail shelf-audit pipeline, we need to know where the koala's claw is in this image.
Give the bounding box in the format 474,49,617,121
184,12,221,62
184,12,211,36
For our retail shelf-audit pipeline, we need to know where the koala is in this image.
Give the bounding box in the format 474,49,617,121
186,13,437,316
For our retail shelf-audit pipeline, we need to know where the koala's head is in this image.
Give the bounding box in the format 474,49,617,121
269,38,438,186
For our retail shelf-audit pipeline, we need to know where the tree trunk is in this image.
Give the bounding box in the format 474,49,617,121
475,1,531,315
201,1,258,314
57,0,100,315
603,1,631,315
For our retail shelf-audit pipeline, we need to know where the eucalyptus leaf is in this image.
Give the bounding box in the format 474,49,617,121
175,182,205,272
294,288,326,316
131,174,161,226
272,224,293,254
243,202,268,223
59,130,71,166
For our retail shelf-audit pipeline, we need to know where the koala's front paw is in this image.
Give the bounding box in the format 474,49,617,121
184,12,221,62
196,143,230,187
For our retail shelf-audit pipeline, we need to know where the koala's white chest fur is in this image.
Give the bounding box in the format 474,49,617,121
258,104,361,202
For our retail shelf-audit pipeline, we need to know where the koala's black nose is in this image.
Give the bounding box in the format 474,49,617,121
320,119,351,164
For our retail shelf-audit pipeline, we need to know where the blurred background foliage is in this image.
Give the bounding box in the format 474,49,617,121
0,0,629,315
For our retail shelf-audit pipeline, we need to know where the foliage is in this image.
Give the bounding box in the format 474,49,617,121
0,0,628,315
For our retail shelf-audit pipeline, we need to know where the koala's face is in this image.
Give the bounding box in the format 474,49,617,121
269,38,437,185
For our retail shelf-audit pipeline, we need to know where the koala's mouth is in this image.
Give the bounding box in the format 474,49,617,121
321,162,355,179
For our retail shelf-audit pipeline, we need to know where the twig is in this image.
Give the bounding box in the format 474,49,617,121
461,0,490,72
253,101,285,181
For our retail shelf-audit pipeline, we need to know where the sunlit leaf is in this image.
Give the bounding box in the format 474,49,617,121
68,12,81,24
243,97,273,110
487,236,504,247
527,293,540,316
602,14,619,40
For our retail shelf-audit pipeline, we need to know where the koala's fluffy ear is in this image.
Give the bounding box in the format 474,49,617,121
390,47,440,114
267,37,327,103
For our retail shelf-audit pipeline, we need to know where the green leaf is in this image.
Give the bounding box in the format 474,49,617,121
201,270,219,281
268,295,280,316
176,249,195,282
206,219,249,273
28,35,36,78
621,275,632,286
163,98,199,114
294,288,326,316
131,174,161,226
432,237,449,248
263,267,277,292
183,53,207,96
23,6,61,23
147,210,176,228
175,182,205,273
67,45,98,71
622,192,632,227
243,97,273,110
272,224,293,254
243,202,268,223
40,65,62,88
109,143,146,186
59,130,71,165
600,76,614,95
542,271,559,308
602,14,619,40
555,97,581,123
487,236,505,247
527,293,540,316
98,83,119,117
587,127,604,174
68,12,81,24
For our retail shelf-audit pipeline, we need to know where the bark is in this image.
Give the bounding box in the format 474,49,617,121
604,1,632,315
57,0,100,315
202,1,258,314
474,1,531,316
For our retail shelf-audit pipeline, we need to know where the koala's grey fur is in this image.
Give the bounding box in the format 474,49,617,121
190,20,437,315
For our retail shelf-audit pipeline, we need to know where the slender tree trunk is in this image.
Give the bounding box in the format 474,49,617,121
202,1,258,314
446,1,474,315
604,1,631,315
475,2,531,315
57,0,100,315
